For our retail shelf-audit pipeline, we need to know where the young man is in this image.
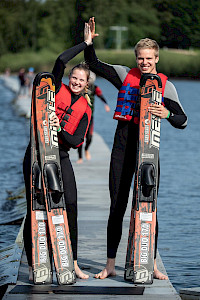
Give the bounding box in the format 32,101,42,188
84,17,187,280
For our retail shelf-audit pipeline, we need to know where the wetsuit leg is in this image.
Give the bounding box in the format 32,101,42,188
107,121,138,258
78,145,83,159
85,117,93,151
23,144,32,267
59,149,78,261
154,160,160,259
107,120,160,260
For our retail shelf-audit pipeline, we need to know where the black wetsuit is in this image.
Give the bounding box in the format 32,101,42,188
23,42,90,266
85,44,187,259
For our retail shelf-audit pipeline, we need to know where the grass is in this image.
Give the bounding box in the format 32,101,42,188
1,48,200,78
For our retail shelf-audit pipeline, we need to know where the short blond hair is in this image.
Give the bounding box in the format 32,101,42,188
134,38,159,58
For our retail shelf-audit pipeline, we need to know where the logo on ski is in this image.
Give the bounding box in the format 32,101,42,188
150,114,161,149
36,83,50,99
34,265,52,283
36,81,58,149
144,119,150,143
47,89,58,149
140,223,150,264
134,265,152,283
38,222,48,264
141,84,156,98
56,225,69,268
150,89,162,150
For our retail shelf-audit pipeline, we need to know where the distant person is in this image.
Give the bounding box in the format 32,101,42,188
23,23,93,281
85,17,188,280
26,67,35,96
77,71,110,164
18,68,26,95
4,68,11,77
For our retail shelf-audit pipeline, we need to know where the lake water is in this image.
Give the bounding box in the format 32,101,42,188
0,76,199,292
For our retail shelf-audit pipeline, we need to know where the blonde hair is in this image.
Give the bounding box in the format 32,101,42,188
134,38,159,58
84,86,92,106
69,62,91,106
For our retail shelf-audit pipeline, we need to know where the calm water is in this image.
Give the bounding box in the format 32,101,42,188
0,76,199,291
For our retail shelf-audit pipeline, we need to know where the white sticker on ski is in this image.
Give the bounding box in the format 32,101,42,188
52,215,64,225
36,211,48,220
140,212,152,222
142,153,154,159
45,154,57,160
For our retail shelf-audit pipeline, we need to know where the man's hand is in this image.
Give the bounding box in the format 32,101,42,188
88,17,99,39
148,104,169,119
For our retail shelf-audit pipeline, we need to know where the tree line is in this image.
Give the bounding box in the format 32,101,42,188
0,0,200,56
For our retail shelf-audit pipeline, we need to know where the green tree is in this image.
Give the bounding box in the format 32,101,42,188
76,0,161,48
0,0,30,54
155,0,200,48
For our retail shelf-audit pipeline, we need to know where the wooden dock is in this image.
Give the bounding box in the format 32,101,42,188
2,132,181,299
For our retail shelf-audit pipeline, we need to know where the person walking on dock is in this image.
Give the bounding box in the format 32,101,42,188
18,68,27,95
77,71,110,164
23,23,93,281
84,17,187,280
26,67,35,96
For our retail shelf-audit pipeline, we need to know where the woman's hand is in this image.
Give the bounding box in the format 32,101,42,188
88,17,99,39
148,104,169,119
50,114,60,131
84,23,92,46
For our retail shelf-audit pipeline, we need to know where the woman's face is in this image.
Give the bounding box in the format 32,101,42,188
69,69,88,95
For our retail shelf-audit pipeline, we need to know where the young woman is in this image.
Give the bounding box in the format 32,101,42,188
23,23,92,280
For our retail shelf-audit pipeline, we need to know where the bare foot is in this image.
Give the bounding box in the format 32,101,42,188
85,150,91,160
154,260,168,280
74,260,89,279
76,158,83,164
94,258,116,279
29,266,33,281
153,268,168,280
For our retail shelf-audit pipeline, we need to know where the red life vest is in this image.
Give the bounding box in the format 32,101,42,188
55,83,91,148
113,68,168,124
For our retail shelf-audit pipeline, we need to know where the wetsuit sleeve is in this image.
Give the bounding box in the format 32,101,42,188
58,111,90,149
84,44,130,90
164,80,187,129
95,85,107,104
52,42,87,92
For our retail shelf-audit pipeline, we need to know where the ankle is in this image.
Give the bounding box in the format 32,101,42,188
106,258,116,269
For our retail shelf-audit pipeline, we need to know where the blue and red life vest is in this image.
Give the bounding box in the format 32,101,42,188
113,68,168,124
55,83,91,148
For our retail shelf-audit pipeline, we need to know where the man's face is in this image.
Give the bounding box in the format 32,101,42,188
136,48,159,74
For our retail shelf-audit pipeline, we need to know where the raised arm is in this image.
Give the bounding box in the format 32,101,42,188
85,18,129,90
52,23,92,92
